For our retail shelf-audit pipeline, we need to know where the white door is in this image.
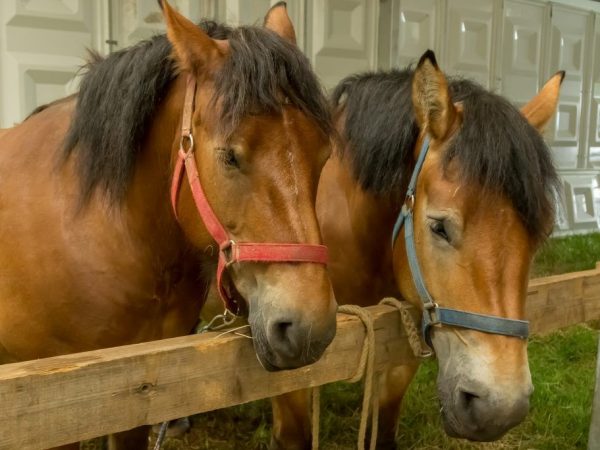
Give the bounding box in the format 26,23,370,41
386,0,444,69
444,0,496,88
0,1,108,128
498,0,548,108
305,0,379,89
589,13,600,168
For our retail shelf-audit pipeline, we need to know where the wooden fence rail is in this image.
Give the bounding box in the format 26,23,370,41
2,264,600,449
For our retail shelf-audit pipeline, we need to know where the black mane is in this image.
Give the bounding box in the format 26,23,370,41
62,20,331,203
333,68,559,241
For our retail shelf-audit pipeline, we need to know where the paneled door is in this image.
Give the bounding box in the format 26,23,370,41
0,1,108,128
498,0,548,108
444,0,495,88
306,0,379,89
388,0,444,69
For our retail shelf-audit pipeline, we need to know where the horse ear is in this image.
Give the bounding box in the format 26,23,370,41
159,0,227,73
521,71,565,132
412,50,457,140
264,2,297,45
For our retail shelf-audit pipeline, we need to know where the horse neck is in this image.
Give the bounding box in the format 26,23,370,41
318,154,399,304
121,75,200,263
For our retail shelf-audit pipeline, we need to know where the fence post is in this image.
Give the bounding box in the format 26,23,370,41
590,335,600,449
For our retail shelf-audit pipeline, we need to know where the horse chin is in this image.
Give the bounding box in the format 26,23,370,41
439,402,508,442
251,333,322,372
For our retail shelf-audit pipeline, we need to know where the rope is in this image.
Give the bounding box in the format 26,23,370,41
311,305,380,450
153,420,170,450
379,297,433,358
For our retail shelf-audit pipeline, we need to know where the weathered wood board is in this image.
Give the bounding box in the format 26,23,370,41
527,263,600,334
0,305,418,449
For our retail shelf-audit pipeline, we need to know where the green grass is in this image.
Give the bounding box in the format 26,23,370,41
531,232,600,278
84,233,600,449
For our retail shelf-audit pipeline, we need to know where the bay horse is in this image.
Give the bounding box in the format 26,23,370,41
0,2,337,448
269,51,562,448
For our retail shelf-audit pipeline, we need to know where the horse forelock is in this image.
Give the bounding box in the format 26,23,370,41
445,80,559,243
334,69,559,242
61,20,331,205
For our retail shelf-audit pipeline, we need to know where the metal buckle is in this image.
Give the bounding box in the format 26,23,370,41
220,240,237,267
424,302,440,326
402,194,415,215
419,348,434,359
180,133,194,152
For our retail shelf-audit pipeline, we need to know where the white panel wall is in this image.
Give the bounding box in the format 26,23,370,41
498,0,548,107
388,0,443,69
306,0,379,89
589,13,600,168
0,1,108,127
445,0,495,88
545,5,592,170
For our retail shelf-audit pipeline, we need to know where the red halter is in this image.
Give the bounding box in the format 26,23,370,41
170,76,329,315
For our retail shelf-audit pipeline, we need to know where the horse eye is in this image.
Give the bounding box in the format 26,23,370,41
218,148,239,169
430,220,449,241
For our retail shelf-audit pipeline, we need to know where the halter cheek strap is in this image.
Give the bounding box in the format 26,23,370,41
392,137,529,347
171,76,329,315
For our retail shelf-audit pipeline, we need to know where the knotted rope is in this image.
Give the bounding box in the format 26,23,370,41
312,304,380,450
379,297,433,358
311,299,432,449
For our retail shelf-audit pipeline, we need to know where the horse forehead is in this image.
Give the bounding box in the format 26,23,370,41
239,109,327,156
421,160,533,252
420,155,462,200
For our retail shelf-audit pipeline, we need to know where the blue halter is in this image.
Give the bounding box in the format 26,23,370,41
392,137,529,347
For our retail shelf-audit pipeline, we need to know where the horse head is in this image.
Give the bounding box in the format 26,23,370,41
160,1,336,371
393,50,562,440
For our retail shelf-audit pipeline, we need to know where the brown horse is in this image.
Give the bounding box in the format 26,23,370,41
0,2,337,449
269,51,563,448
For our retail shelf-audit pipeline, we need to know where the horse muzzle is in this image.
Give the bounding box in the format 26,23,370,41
250,311,336,371
438,377,532,441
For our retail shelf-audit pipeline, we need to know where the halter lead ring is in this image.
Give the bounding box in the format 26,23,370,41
392,136,529,347
170,75,329,315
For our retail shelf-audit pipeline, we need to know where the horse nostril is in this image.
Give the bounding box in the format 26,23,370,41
268,318,301,357
460,390,479,408
274,320,293,341
458,389,483,416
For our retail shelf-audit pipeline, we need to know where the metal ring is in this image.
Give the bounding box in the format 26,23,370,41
220,240,236,266
180,133,194,152
404,194,415,212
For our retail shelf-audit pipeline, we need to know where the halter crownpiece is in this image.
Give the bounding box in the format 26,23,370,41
171,75,329,315
391,136,529,347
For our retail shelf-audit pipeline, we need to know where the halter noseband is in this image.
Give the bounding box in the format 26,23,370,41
391,137,529,347
170,76,329,315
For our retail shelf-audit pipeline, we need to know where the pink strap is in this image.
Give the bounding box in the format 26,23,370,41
170,75,329,315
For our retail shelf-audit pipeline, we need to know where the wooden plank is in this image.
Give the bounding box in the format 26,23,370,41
527,264,600,334
589,335,600,450
0,305,418,450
